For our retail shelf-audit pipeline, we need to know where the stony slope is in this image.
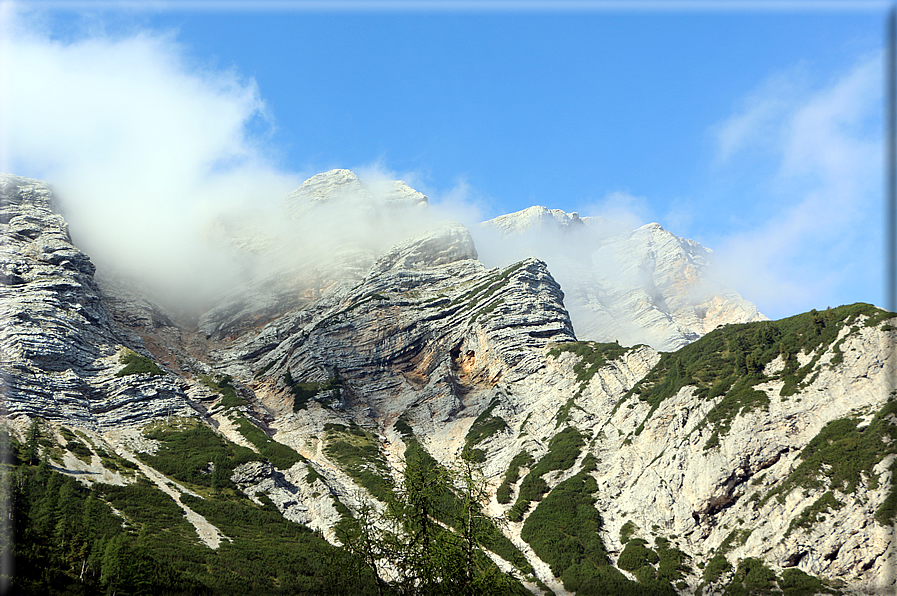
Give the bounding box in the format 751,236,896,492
2,172,894,595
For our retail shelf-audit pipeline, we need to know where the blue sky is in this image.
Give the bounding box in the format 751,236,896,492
0,1,890,319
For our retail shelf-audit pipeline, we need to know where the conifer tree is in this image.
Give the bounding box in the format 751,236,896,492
338,448,516,595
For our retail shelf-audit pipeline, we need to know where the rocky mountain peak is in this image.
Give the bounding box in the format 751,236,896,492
480,205,765,351
484,204,584,236
368,222,478,276
285,168,428,219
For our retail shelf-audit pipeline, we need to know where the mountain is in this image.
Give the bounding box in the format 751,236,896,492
1,171,894,595
478,206,766,351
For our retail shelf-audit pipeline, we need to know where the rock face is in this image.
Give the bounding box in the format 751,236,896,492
0,175,195,428
216,221,575,427
3,170,894,596
478,205,765,351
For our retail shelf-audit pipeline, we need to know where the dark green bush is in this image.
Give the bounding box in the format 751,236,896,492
509,427,584,520
623,303,894,439
618,539,658,572
764,398,897,520
703,554,732,584
324,422,393,503
285,370,342,411
200,374,246,408
723,557,777,595
778,568,839,596
232,414,304,470
496,450,534,504
141,422,260,489
116,348,164,377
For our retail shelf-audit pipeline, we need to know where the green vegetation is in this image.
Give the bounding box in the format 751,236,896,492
314,292,391,330
496,450,534,505
509,426,584,521
615,535,689,594
469,296,505,325
778,568,840,596
786,491,843,536
547,341,635,427
116,347,164,377
402,439,532,575
393,414,414,438
620,520,638,544
618,539,659,571
324,421,394,503
622,303,894,439
93,444,139,476
703,553,733,584
718,528,753,554
200,374,246,408
553,397,586,428
58,426,94,463
253,359,276,379
723,557,778,595
337,445,531,594
653,537,691,584
284,370,342,411
141,420,261,491
231,412,305,470
462,398,509,463
7,432,377,595
762,398,897,527
548,340,634,396
521,458,672,595
450,261,526,310
696,556,841,596
178,493,376,594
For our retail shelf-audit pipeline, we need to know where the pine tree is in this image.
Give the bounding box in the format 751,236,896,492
337,448,517,595
25,418,41,466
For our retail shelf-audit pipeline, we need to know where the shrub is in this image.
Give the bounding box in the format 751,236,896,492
622,303,894,440
200,374,246,408
462,398,508,461
324,422,393,503
141,422,260,489
232,413,304,470
509,427,584,520
115,348,164,377
496,450,534,504
703,554,732,584
618,539,658,571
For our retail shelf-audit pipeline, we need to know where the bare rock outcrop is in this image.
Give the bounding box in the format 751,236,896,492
0,175,195,427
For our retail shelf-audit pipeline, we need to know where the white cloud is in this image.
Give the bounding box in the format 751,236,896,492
578,190,653,229
709,52,883,318
0,8,304,309
712,69,807,164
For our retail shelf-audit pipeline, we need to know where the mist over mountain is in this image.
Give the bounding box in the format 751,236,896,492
1,171,893,595
475,205,765,351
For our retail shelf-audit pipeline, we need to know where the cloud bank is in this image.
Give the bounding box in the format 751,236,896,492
1,9,304,311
